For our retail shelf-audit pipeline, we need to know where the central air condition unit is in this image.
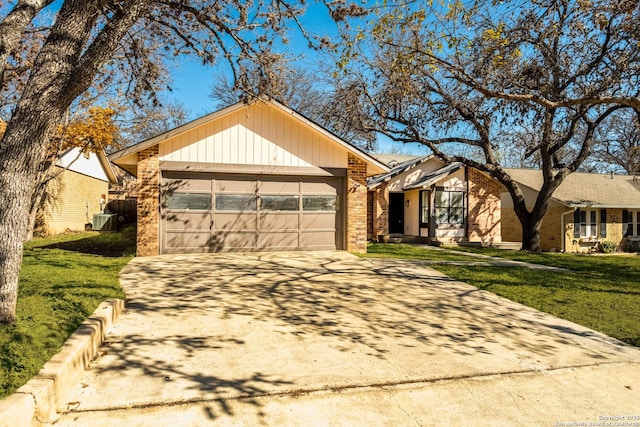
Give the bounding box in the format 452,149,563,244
92,213,118,231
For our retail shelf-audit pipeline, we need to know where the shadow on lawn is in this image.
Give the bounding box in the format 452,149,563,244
40,231,136,257
68,252,638,422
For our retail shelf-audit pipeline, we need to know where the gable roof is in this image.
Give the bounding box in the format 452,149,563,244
403,162,464,190
109,98,388,177
57,147,118,184
506,168,640,208
371,153,423,168
367,155,436,189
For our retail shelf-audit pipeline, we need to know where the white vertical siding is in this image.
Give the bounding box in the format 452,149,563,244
159,103,348,168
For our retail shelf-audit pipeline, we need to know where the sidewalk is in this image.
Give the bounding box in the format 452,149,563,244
408,244,568,271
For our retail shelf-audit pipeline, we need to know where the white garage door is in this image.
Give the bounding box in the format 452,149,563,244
161,172,343,253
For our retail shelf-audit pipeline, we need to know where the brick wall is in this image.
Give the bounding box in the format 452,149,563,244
565,208,626,253
39,168,108,235
501,208,522,243
503,204,575,251
467,168,501,244
367,191,374,240
369,182,389,240
347,153,368,252
605,209,624,250
539,205,567,252
137,146,160,256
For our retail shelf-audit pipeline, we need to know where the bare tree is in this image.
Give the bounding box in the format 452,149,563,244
591,109,640,175
210,64,377,150
344,0,640,251
118,100,191,144
0,0,364,323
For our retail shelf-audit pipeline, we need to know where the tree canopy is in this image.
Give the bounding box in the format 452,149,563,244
0,0,365,323
342,0,640,250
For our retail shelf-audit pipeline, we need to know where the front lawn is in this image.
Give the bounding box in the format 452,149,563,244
363,243,640,347
0,230,134,398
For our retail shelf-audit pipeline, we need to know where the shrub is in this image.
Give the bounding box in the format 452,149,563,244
627,240,640,253
598,240,617,253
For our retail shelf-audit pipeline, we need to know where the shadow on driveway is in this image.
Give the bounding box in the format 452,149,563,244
59,252,639,422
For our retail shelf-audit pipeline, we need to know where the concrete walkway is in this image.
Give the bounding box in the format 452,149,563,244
49,252,639,426
409,244,568,271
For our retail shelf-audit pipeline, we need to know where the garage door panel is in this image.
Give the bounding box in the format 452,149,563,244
300,231,335,248
301,212,335,230
260,180,299,193
215,178,257,193
162,177,212,192
259,213,299,230
215,212,257,231
258,232,299,249
301,181,338,193
165,231,214,251
214,231,257,250
164,212,211,231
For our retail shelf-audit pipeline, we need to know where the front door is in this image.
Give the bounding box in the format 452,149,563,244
389,193,404,234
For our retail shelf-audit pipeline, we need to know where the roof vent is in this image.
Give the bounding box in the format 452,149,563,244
610,171,614,179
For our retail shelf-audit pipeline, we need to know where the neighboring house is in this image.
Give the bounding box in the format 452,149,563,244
108,99,389,256
367,155,502,245
38,147,118,235
502,169,640,252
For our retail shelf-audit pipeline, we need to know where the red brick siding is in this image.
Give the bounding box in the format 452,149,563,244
467,168,501,244
347,153,368,252
137,147,160,256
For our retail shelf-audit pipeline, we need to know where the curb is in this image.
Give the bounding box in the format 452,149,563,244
0,299,125,427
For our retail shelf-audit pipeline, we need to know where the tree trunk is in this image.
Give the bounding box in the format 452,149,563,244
0,1,149,323
514,201,547,252
25,182,46,241
0,139,37,323
521,219,542,252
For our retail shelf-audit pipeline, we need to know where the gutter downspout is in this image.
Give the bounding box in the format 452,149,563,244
561,208,575,253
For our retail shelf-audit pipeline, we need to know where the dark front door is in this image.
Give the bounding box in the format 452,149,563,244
389,193,404,234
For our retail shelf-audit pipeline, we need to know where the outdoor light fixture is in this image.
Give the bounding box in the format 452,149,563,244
405,200,410,207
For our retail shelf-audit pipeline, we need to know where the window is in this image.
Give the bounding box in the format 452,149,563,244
260,195,299,211
580,210,597,237
166,193,211,210
435,189,464,225
420,190,429,227
303,196,336,211
215,194,257,211
624,210,640,237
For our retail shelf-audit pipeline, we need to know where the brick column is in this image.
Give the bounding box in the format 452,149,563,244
137,146,160,256
372,182,389,239
467,168,501,245
347,153,368,252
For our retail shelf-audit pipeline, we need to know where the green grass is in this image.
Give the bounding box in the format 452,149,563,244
364,243,486,262
0,230,135,398
363,243,640,347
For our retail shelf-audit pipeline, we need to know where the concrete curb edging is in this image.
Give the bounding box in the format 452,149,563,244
0,299,125,427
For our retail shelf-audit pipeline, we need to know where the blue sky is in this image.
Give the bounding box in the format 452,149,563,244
158,4,428,156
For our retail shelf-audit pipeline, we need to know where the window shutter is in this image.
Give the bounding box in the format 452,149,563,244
573,208,581,238
622,210,629,237
600,209,607,238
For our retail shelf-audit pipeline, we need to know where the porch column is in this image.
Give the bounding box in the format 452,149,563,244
137,146,160,256
346,153,368,252
372,182,389,239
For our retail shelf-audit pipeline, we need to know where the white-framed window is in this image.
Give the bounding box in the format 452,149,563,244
419,190,429,227
435,189,465,225
624,210,640,237
580,209,597,237
573,208,606,239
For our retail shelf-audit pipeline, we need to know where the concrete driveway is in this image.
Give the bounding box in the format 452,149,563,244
52,252,640,426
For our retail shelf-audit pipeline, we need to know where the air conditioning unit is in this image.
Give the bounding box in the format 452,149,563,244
92,214,118,231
